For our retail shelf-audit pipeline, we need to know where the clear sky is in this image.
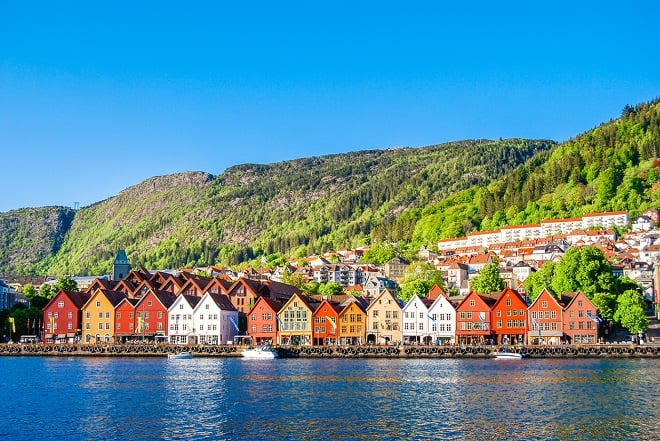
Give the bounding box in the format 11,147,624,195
1,1,659,212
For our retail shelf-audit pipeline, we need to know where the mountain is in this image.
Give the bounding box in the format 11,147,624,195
2,98,659,277
0,139,552,276
410,98,660,246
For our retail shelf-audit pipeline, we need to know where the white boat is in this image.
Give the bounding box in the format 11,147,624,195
492,349,524,359
242,344,279,359
168,351,193,359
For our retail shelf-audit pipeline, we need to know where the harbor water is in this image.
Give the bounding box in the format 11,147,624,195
0,356,658,440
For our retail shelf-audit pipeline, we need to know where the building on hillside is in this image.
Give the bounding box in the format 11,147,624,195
382,256,408,282
0,279,28,311
402,295,433,344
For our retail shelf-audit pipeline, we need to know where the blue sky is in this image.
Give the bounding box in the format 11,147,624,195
1,1,659,212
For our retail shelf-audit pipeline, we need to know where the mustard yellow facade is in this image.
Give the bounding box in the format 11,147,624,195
277,293,314,346
338,301,366,345
82,290,120,344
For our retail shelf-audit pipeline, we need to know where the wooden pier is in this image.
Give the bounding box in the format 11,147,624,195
1,343,659,358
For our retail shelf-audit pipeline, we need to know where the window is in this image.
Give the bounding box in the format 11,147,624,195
147,301,153,307
67,312,73,319
373,310,379,317
541,301,548,308
157,311,163,319
58,301,64,308
470,299,476,306
96,301,101,308
106,312,110,319
505,298,511,306
497,320,502,328
392,311,398,319
98,312,103,319
117,312,122,319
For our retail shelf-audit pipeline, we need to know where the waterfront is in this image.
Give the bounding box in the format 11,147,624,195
0,357,658,440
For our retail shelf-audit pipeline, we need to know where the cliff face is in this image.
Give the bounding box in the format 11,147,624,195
0,206,75,275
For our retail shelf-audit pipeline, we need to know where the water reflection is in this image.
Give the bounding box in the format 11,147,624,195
0,357,657,440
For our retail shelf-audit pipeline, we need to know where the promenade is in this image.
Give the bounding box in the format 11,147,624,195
1,342,659,358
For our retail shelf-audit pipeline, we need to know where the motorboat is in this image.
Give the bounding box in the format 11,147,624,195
242,344,279,359
492,349,524,359
168,351,193,359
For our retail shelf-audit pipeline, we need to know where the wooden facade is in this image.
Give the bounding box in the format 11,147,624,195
491,287,528,345
42,290,90,344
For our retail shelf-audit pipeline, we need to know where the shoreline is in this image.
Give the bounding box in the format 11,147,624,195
1,343,659,358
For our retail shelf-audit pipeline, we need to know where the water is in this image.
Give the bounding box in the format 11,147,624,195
0,356,658,440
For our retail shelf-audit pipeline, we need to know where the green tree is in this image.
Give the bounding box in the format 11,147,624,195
470,263,505,294
54,276,79,292
318,282,343,296
361,243,396,265
522,262,556,301
281,270,308,291
613,289,649,335
38,284,55,299
591,293,618,324
551,246,615,299
304,280,320,295
399,278,431,303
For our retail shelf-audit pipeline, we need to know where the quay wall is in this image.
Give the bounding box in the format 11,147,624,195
1,343,659,358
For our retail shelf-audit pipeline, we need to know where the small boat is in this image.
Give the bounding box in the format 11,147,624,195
492,349,524,359
168,351,193,359
242,344,279,359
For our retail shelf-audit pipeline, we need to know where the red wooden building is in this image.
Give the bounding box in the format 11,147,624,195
455,291,496,345
42,290,90,344
134,289,177,341
491,287,528,345
247,296,282,345
527,288,564,345
562,291,599,344
114,297,138,343
312,299,341,346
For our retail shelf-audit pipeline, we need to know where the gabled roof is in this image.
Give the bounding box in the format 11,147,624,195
248,295,283,315
207,292,237,311
84,289,128,308
44,290,91,310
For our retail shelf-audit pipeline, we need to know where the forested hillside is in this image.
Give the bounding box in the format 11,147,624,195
2,98,658,277
2,139,552,276
0,207,74,274
409,99,660,247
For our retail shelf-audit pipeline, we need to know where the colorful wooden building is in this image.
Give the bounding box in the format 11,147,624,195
365,289,402,345
455,291,496,345
247,296,282,345
491,287,528,345
42,290,90,344
562,291,600,344
527,288,564,345
312,299,341,346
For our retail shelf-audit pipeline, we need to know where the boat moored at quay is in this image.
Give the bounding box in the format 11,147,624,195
2,342,660,358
